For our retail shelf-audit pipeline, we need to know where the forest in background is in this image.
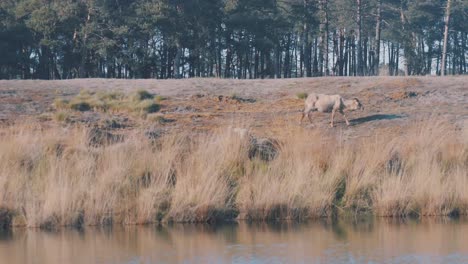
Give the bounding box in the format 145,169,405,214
0,0,466,80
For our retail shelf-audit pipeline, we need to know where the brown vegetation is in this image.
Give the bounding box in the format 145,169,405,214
0,119,466,228
53,89,160,115
0,77,466,228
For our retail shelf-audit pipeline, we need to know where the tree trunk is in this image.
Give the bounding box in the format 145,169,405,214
374,0,381,75
275,46,280,78
441,0,452,76
284,34,291,78
389,42,394,75
339,30,344,76
173,42,182,79
313,37,318,76
225,32,233,78
79,8,92,78
396,43,400,76
318,0,329,76
356,0,363,76
399,5,409,76
37,46,51,79
436,39,442,75
426,44,433,75
304,25,311,77
461,33,466,74
323,0,329,76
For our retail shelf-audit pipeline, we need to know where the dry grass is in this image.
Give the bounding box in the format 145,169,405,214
1,77,466,141
296,92,308,100
53,89,160,115
0,119,466,228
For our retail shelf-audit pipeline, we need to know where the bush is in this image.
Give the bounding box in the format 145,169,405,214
53,89,162,116
37,113,52,122
148,114,170,124
97,91,125,101
77,90,93,99
131,90,154,102
133,99,160,113
53,98,69,109
69,101,91,111
155,95,166,102
296,92,308,100
54,111,71,122
86,98,107,111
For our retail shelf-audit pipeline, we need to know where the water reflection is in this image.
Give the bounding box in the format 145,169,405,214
1,217,468,263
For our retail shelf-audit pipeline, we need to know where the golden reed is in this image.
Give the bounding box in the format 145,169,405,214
0,120,466,227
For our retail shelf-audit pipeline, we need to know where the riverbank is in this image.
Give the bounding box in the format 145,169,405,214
0,119,466,228
0,76,466,228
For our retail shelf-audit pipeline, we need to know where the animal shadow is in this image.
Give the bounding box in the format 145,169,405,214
350,114,403,125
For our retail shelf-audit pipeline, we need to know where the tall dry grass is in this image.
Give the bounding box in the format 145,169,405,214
0,119,467,227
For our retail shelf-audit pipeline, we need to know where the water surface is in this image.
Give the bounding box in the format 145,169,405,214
1,217,467,263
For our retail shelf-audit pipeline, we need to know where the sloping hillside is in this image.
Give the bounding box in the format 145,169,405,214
0,76,466,138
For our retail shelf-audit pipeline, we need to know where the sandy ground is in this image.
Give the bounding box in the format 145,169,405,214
0,76,467,138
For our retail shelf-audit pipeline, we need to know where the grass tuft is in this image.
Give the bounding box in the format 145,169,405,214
69,101,91,111
53,98,69,109
54,111,71,122
131,89,154,102
133,99,160,114
53,89,160,115
155,95,166,102
296,92,308,100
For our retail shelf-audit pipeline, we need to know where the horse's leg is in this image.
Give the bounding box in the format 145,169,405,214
330,109,336,127
340,110,350,126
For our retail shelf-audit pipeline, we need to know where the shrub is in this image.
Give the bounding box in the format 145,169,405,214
54,111,71,122
77,90,93,99
69,101,91,111
53,89,162,116
296,92,308,100
97,91,125,101
86,98,107,111
148,114,169,124
131,90,154,102
53,98,69,109
155,95,166,102
37,113,52,122
133,99,160,113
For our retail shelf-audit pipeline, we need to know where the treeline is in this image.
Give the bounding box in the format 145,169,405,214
0,0,467,80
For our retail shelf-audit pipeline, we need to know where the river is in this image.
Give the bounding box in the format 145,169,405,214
1,217,467,263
